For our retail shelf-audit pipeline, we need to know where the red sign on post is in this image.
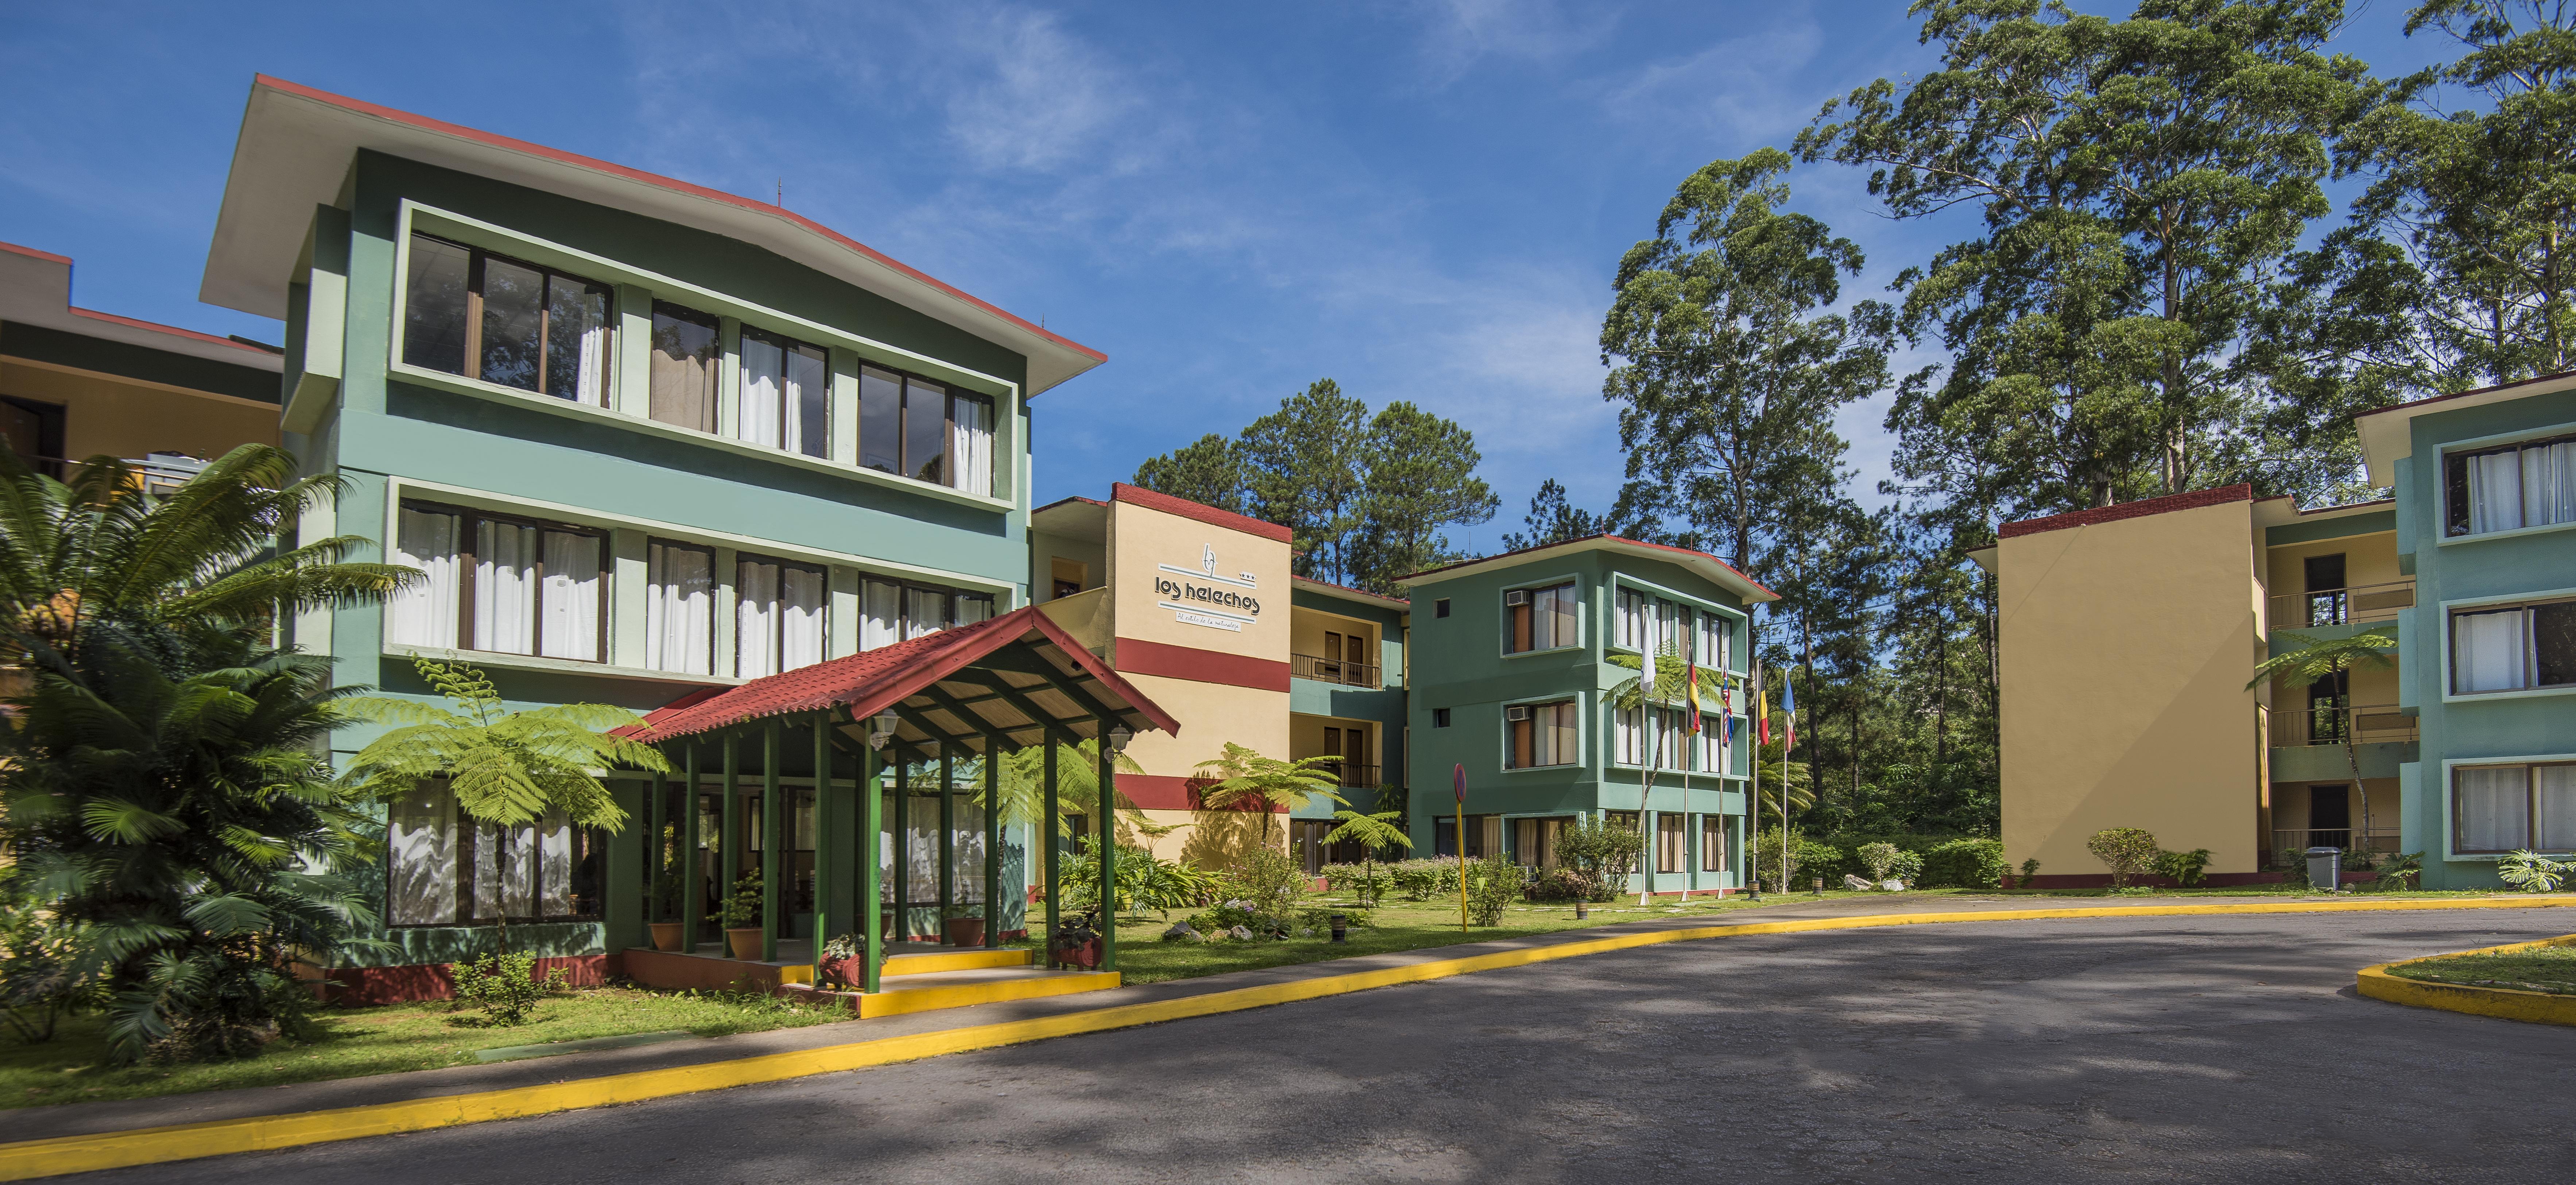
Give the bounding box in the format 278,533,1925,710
1453,763,1466,802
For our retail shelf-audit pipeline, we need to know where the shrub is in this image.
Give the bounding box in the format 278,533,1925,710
1885,849,1925,885
1388,859,1458,900
2374,851,2424,891
719,874,763,928
1556,816,1645,900
449,951,568,1027
1752,831,1843,892
1227,847,1312,924
1856,842,1903,881
1319,862,1394,905
1296,906,1370,932
1527,866,1597,903
2085,827,2161,889
1920,838,2006,889
2498,850,2572,893
2154,847,2213,888
1464,856,1525,925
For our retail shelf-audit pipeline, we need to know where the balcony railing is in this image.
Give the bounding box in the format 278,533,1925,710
2271,828,2402,856
1304,760,1380,789
2271,702,2416,748
1292,652,1380,688
2269,579,2415,630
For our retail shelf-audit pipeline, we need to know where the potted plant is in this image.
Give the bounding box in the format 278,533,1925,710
649,827,686,951
942,902,986,948
817,932,865,989
721,874,764,960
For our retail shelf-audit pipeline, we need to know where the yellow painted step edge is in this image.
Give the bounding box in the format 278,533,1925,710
5,896,2569,1182
2355,932,2576,1026
857,972,1119,1018
882,948,1036,976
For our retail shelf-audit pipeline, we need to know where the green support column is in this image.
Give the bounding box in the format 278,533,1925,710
937,748,956,946
682,743,702,950
1097,729,1116,973
861,744,882,994
893,760,909,945
648,767,667,923
762,719,782,963
983,738,1001,948
604,779,646,953
811,711,833,983
720,733,740,948
1042,736,1060,964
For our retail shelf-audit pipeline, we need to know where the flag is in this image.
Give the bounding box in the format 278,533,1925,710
1781,668,1798,753
1685,659,1702,735
1754,665,1771,748
1640,638,1657,702
1719,678,1734,752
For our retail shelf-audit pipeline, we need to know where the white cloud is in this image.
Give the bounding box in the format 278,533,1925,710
1411,0,1618,85
937,7,1147,174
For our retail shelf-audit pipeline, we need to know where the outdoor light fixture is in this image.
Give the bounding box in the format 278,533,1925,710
1106,724,1134,753
868,707,900,750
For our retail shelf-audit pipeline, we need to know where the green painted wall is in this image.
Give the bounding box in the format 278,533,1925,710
1288,585,1409,821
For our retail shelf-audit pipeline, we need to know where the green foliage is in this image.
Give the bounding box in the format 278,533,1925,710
1193,743,1349,847
1318,862,1394,905
981,738,1149,839
1222,846,1312,927
1753,830,1841,892
1131,433,1244,513
2155,848,2214,889
1554,815,1646,901
1921,838,2007,889
346,657,664,832
2497,850,2573,893
1060,843,1221,918
2018,858,2043,888
719,875,763,929
2086,828,2162,889
2374,850,2425,892
1322,808,1413,906
448,951,568,1027
1387,858,1460,900
1856,842,1905,881
1463,856,1526,926
1500,479,1608,551
0,869,98,1044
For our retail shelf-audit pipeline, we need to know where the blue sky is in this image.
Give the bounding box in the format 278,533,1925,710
0,2,2457,552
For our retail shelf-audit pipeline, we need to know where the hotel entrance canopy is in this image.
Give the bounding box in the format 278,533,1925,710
622,605,1178,992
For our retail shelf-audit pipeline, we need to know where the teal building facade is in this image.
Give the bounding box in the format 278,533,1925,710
1286,576,1413,869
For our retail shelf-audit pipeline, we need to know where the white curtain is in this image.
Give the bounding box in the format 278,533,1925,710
2470,451,2524,533
387,507,460,648
862,579,901,651
387,781,457,925
1530,583,1576,650
1615,591,1643,650
953,592,992,627
538,810,574,917
646,542,713,675
1615,706,1641,765
2453,609,2527,693
538,531,601,661
955,798,988,904
950,395,993,495
2536,765,2576,852
473,820,539,919
739,333,784,448
785,343,828,459
737,560,780,678
1532,701,1576,767
905,794,941,902
2456,765,2528,852
906,586,945,640
475,521,539,655
782,566,826,671
2526,441,2576,528
574,290,612,407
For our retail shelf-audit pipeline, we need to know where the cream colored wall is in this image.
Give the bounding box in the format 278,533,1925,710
1290,605,1378,664
2269,779,2400,833
2000,499,2267,876
1030,528,1104,602
2264,533,2401,600
1289,713,1380,769
1118,671,1290,789
2,360,279,460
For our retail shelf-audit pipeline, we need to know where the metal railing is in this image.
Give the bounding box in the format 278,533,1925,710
1291,652,1380,687
2271,828,2403,856
1309,760,1379,789
2272,702,2416,747
2269,579,2415,629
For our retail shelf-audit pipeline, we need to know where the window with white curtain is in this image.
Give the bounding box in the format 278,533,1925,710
2451,600,2576,694
1506,699,1579,768
646,540,713,675
386,780,603,925
736,556,826,678
857,578,997,651
383,501,603,662
1614,588,1646,651
1615,705,1643,765
1505,582,1580,653
2454,763,2576,853
2447,433,2576,536
399,233,611,406
862,578,902,651
736,328,829,459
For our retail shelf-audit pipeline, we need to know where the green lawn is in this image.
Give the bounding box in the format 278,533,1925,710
2,985,847,1110
2387,941,2576,994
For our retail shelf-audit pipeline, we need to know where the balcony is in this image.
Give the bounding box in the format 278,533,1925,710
1313,760,1381,789
2268,579,2414,630
2272,703,2416,748
1292,652,1380,688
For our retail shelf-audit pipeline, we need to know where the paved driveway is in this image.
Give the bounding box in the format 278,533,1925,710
81,908,2576,1183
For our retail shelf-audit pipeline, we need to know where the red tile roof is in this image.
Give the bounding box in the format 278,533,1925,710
1998,484,2253,539
1112,482,1294,544
623,605,1177,752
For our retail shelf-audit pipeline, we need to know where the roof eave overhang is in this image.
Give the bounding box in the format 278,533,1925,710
1399,537,1777,605
199,76,1105,394
2355,371,2576,486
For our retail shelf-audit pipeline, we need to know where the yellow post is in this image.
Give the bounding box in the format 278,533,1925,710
1453,763,1467,933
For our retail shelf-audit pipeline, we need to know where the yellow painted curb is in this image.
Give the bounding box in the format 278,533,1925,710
856,971,1120,1018
5,895,2568,1181
2356,932,2576,1026
881,948,1036,977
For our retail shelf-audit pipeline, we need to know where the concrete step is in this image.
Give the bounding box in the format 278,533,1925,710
848,967,1121,1018
882,947,1034,977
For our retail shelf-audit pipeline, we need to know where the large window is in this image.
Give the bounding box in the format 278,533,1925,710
2451,599,2576,694
2447,433,2576,536
859,577,995,651
737,328,829,458
1504,582,1578,653
403,234,612,406
386,780,605,925
645,540,714,676
737,555,827,678
2453,762,2576,854
1655,812,1686,873
1506,699,1578,769
386,502,604,662
858,365,996,495
1700,814,1729,872
649,301,720,434
1614,588,1647,650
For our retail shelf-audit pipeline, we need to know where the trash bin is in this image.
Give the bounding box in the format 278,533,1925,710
2306,846,2342,892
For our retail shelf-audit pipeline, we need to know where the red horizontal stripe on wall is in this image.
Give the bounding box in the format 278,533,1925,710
1115,637,1291,692
1115,774,1283,811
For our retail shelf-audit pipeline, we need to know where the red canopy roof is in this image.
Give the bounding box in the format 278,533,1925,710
622,605,1178,756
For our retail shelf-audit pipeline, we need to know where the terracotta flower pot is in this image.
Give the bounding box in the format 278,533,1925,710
725,927,763,960
818,955,860,989
944,917,986,947
1056,936,1101,969
649,922,684,952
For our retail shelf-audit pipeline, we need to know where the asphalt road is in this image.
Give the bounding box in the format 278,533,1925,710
82,908,2576,1183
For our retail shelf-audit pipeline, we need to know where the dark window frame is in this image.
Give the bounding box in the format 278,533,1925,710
1504,697,1578,769
399,498,611,664
402,232,614,403
2444,431,2576,536
735,552,832,678
858,363,998,494
735,325,832,459
2451,761,2576,855
2449,597,2576,695
388,779,608,929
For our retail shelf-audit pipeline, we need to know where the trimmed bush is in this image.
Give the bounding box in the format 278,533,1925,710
1919,838,2006,888
2085,827,2161,888
1388,858,1459,900
1464,855,1525,925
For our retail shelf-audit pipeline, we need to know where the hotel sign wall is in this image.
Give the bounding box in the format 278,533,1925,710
1154,544,1261,632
